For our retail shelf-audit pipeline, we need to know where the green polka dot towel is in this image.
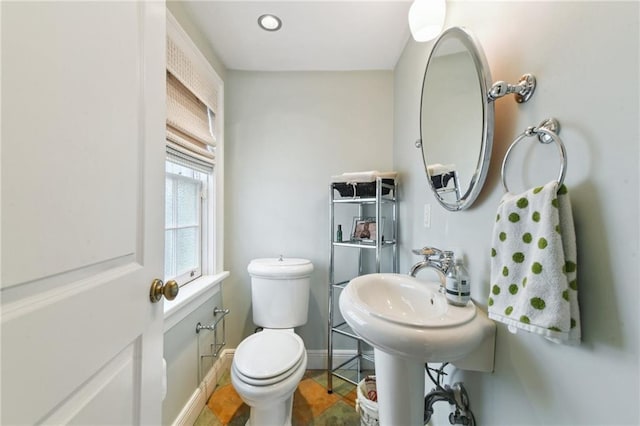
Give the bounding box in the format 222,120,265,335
488,181,580,344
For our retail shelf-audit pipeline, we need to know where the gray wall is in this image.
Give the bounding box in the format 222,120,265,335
162,291,223,425
394,1,639,424
224,71,393,350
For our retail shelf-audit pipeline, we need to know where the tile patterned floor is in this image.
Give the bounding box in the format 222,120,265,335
194,370,364,426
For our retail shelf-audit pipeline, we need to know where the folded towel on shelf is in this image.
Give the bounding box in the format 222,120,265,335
330,171,397,184
426,163,456,176
488,180,580,344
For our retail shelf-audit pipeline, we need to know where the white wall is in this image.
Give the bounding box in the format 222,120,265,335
394,1,639,424
224,71,393,350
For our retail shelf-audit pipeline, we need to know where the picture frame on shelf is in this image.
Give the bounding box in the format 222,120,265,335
351,217,383,242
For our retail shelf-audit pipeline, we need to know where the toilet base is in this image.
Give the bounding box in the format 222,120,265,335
231,340,307,426
245,396,294,426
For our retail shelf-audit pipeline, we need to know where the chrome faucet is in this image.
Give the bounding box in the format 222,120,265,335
409,247,454,292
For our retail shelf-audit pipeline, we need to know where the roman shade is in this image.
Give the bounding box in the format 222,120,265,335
166,34,218,163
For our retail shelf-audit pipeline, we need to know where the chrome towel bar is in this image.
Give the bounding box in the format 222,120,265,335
196,307,230,358
196,307,230,334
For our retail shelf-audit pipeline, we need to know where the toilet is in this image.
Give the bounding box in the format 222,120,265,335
231,257,314,426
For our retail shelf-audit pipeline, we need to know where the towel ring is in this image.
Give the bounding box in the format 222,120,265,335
501,118,567,193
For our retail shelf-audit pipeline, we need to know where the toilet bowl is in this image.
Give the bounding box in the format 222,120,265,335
231,257,313,426
231,330,308,426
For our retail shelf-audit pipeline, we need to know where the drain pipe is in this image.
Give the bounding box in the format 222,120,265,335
424,364,476,425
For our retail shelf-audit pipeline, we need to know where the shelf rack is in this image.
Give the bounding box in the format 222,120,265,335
327,177,398,393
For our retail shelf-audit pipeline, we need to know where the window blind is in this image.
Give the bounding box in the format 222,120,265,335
167,35,217,113
166,72,215,161
166,146,214,175
166,34,218,164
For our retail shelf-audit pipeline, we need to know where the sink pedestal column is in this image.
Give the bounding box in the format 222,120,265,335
374,349,424,426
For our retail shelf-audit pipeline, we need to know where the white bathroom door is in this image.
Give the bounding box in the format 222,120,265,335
1,2,166,424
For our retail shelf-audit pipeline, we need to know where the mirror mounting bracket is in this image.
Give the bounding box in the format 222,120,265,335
488,73,536,103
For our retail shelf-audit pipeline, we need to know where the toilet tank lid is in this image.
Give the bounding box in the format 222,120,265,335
248,257,314,278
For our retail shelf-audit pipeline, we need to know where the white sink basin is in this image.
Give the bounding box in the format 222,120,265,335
339,273,490,362
339,273,496,425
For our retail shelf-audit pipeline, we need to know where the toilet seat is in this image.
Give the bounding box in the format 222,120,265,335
233,330,305,386
232,354,305,387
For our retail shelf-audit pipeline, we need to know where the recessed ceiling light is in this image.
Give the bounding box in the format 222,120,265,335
258,14,282,32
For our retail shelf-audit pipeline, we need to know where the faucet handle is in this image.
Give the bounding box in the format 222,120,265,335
442,251,455,272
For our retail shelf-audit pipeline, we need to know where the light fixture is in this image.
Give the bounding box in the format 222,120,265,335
408,0,446,42
258,14,282,32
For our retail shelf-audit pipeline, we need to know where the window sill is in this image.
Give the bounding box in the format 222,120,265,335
163,271,229,332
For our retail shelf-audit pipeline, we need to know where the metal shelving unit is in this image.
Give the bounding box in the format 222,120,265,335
327,177,398,393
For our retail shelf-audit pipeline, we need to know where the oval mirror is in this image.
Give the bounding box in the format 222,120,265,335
419,27,493,211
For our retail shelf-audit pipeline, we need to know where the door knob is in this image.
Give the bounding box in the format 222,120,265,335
150,279,179,303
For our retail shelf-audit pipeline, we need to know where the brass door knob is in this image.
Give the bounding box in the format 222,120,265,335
150,279,179,303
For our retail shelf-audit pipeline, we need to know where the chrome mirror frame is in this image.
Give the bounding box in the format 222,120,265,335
418,27,494,211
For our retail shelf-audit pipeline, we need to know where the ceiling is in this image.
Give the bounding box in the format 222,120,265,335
181,1,413,71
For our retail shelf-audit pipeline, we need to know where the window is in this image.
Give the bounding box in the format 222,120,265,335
164,152,213,285
165,12,224,291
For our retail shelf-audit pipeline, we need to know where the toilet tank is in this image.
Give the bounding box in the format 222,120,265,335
248,258,314,328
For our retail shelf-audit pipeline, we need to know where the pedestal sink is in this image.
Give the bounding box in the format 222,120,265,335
339,273,495,426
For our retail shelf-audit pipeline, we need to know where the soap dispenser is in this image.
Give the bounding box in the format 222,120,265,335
446,254,470,306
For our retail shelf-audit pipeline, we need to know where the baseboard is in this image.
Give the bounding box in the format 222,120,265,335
203,349,234,396
171,349,234,426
